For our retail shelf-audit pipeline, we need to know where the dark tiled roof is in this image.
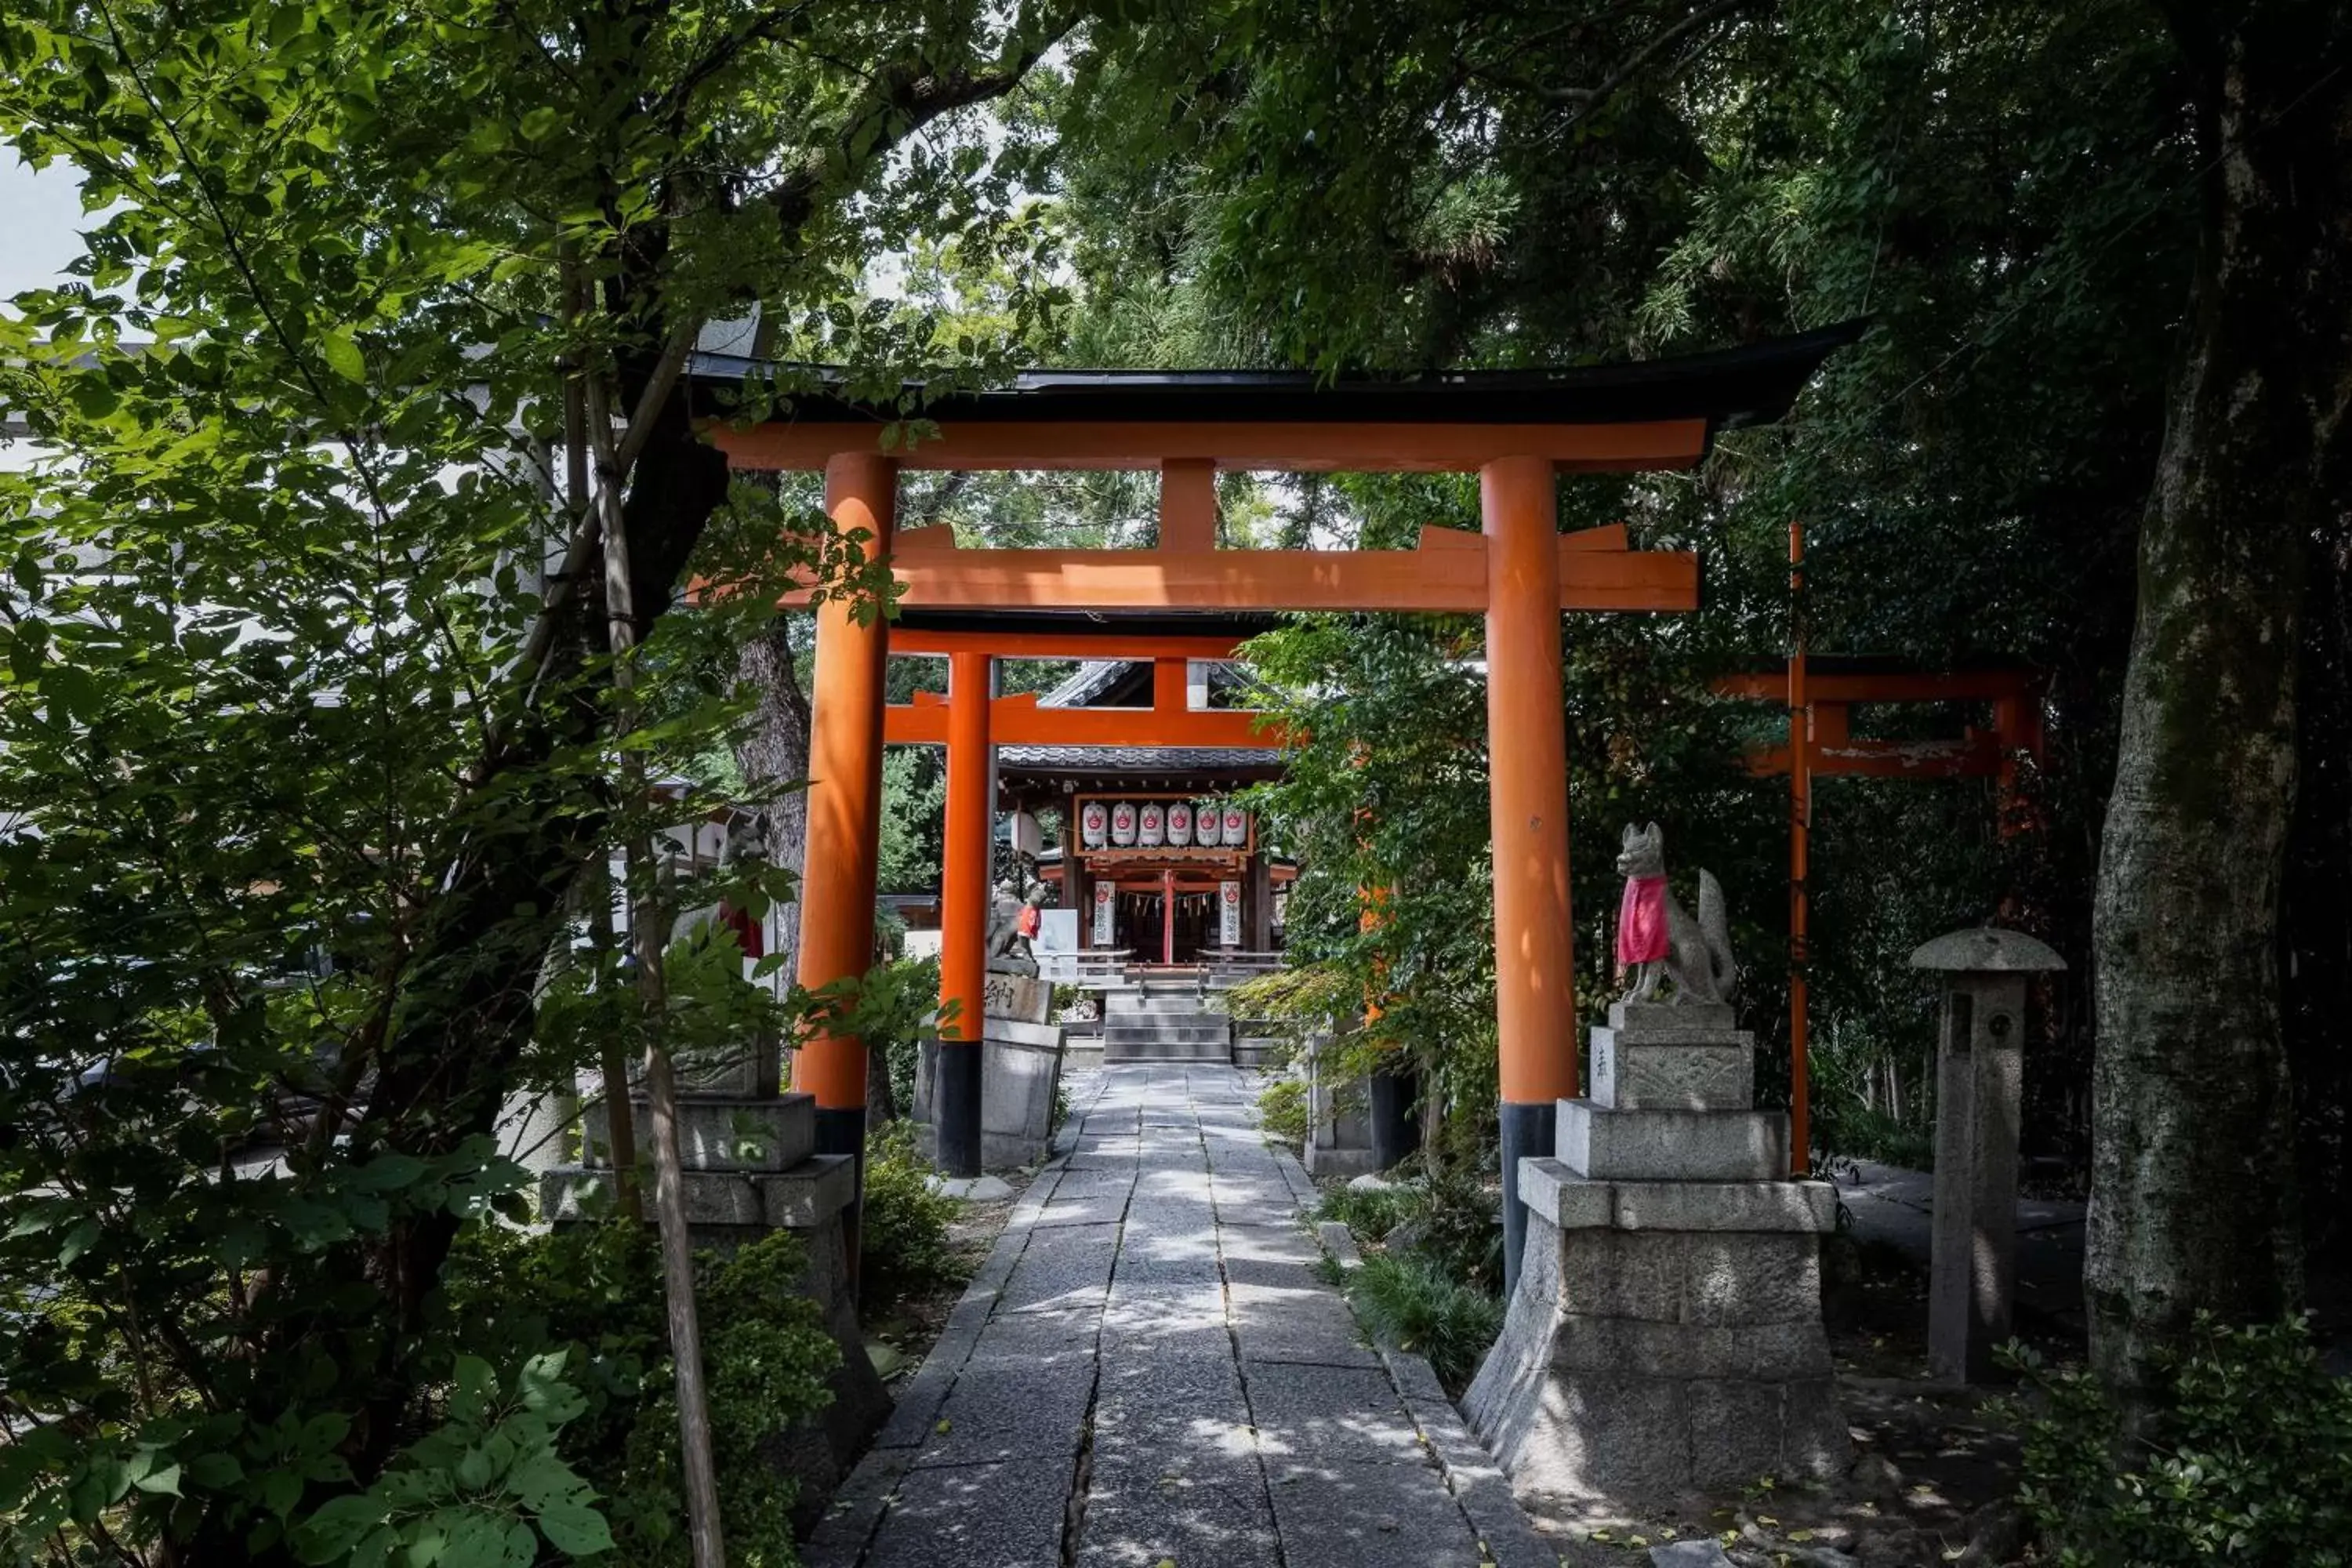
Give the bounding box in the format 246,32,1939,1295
997,745,1285,774
690,321,1867,433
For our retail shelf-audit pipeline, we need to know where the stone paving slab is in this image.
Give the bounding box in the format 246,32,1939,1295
1265,1460,1491,1568
863,1457,1072,1568
1080,1456,1283,1568
826,1064,1552,1568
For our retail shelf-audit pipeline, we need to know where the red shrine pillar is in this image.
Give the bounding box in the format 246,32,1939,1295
1483,453,1578,1295
794,452,895,1279
937,650,992,1177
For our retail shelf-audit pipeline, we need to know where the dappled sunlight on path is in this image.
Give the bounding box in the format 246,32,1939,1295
807,1065,1553,1568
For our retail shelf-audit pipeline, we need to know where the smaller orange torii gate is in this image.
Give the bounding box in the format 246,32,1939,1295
1715,653,2044,1172
880,626,1288,1047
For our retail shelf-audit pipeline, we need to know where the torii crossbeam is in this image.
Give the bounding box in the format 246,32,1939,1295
709,321,1863,1289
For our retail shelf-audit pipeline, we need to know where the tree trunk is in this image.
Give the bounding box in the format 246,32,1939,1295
2086,0,2352,1404
736,619,812,993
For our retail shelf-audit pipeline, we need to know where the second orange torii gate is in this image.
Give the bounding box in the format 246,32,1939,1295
709,322,1864,1282
884,626,1287,1051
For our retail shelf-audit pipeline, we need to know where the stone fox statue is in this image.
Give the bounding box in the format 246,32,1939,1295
1613,822,1737,1005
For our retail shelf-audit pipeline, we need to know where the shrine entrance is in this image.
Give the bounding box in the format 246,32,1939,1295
713,323,1863,1286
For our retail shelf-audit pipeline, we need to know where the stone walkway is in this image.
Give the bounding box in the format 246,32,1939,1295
811,1064,1554,1568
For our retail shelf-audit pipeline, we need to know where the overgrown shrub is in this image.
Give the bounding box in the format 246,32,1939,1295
859,1119,964,1309
2009,1316,2352,1567
444,1218,839,1567
1316,1179,1421,1243
1317,1172,1503,1293
1343,1252,1505,1392
1258,1075,1310,1149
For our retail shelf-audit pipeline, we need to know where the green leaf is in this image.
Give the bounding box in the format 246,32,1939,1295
535,1498,612,1555
320,329,365,383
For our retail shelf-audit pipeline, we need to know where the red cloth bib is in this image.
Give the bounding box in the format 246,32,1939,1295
1617,875,1669,974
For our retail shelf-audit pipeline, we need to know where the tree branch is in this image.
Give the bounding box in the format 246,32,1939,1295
762,16,1078,236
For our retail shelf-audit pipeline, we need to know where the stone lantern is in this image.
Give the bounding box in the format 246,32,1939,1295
1908,927,2065,1382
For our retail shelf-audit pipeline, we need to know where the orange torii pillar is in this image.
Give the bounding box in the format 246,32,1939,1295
1483,455,1581,1295
794,452,896,1283
936,650,993,1178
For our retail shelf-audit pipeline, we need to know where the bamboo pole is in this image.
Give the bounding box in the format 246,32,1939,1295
590,373,725,1568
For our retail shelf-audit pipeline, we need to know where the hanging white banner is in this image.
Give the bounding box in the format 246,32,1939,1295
1093,880,1116,945
1219,880,1243,946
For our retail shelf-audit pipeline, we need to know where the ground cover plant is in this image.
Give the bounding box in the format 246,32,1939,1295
2009,1317,2352,1567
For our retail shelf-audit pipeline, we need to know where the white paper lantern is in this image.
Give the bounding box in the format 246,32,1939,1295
1194,798,1222,847
1080,800,1109,849
1138,803,1165,847
1110,802,1137,846
1167,800,1193,846
1222,804,1249,845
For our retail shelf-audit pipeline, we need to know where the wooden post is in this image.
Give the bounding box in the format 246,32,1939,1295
938,650,990,1177
1159,458,1217,552
794,452,895,1275
1789,520,1812,1178
1482,454,1577,1295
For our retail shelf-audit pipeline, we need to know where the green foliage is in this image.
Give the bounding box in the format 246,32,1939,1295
1317,1181,1422,1246
443,1221,838,1568
879,750,949,895
1258,1076,1310,1149
1341,1254,1504,1394
858,1120,965,1311
0,0,1065,1555
1316,1171,1501,1294
292,1354,613,1568
2008,1317,2352,1566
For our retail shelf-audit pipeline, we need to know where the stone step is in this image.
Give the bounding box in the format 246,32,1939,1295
1555,1098,1788,1183
1105,994,1210,1015
1102,1038,1235,1063
1102,1025,1231,1047
1231,1039,1279,1069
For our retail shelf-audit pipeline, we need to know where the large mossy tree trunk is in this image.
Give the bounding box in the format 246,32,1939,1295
737,619,814,990
2086,0,2352,1403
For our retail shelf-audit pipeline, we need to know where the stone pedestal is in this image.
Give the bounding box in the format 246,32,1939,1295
541,1089,888,1520
913,1013,1066,1170
1465,1003,1847,1503
1303,1031,1380,1178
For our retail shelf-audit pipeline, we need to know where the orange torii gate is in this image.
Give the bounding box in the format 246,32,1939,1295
712,324,1862,1285
1715,656,2044,1174
883,625,1283,1043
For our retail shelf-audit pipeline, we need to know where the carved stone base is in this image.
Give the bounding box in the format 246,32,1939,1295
1467,1013,1847,1504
